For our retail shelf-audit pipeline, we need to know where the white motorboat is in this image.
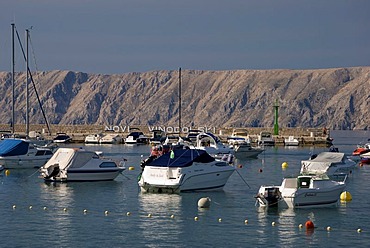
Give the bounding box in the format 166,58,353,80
39,147,125,182
300,152,356,176
195,132,234,158
138,149,235,193
257,132,275,146
284,136,299,146
227,128,250,145
0,138,54,169
233,142,264,158
99,133,123,144
53,133,72,143
255,174,346,208
149,129,167,145
125,130,150,144
84,133,103,144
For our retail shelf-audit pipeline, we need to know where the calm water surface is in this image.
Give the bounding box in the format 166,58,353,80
1,130,370,247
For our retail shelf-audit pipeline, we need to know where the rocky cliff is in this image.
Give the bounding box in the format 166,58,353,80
0,67,368,130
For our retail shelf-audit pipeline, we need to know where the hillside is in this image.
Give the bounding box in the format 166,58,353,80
0,67,368,130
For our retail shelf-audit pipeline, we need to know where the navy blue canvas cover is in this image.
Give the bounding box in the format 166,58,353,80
146,149,215,167
0,139,29,156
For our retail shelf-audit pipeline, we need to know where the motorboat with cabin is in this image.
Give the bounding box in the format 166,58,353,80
0,138,54,169
125,129,150,144
255,174,346,208
149,129,167,145
53,133,72,143
195,132,234,158
39,147,126,182
300,152,356,177
257,132,275,146
232,142,264,158
138,148,235,193
284,136,299,146
99,132,123,144
84,133,103,144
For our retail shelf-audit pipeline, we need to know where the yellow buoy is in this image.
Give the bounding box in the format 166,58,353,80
340,191,352,202
357,228,362,233
281,162,288,169
194,216,199,221
128,167,135,171
298,224,303,229
127,212,131,216
5,170,10,176
218,218,222,222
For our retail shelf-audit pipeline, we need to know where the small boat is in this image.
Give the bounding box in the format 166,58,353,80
149,129,167,145
233,142,264,158
351,142,370,161
360,152,370,164
138,149,235,193
195,132,234,158
125,129,150,145
257,132,275,146
0,138,54,169
99,133,123,144
300,152,356,176
186,129,202,144
255,174,346,208
227,128,250,145
84,133,103,144
39,148,126,182
284,136,299,146
53,133,72,143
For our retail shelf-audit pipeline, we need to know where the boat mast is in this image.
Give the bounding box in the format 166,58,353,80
178,67,181,135
25,29,30,137
11,23,15,134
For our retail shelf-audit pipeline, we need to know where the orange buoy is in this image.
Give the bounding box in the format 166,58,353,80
238,164,243,169
305,220,315,229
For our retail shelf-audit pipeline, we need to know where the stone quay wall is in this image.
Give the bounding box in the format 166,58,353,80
0,124,331,146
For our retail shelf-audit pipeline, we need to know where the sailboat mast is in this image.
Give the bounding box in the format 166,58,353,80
25,29,30,137
178,67,181,135
11,23,15,134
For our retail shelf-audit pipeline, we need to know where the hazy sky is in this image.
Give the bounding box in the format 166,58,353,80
1,0,369,74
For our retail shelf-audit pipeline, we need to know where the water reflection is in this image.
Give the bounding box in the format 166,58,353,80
138,193,183,247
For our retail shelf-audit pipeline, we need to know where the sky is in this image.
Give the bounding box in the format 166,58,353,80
0,0,369,75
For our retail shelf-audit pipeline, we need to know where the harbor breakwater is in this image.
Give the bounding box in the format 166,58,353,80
0,124,332,146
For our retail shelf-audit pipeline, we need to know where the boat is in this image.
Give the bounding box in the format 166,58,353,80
138,148,235,193
99,132,123,144
53,133,72,143
84,133,103,144
360,152,370,164
255,174,346,208
149,129,167,145
232,142,264,158
39,147,126,182
195,132,234,158
257,132,275,146
227,128,250,145
351,142,370,161
125,129,150,144
284,136,299,146
0,138,54,169
186,129,202,144
300,152,356,176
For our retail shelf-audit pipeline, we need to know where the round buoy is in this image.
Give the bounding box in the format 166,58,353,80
170,214,175,219
128,166,135,171
340,191,352,202
194,216,199,221
299,224,303,229
43,207,47,210
104,210,109,215
29,205,33,210
327,226,332,231
63,208,67,212
147,213,152,218
244,219,248,224
259,168,263,173
357,228,362,233
198,197,211,208
281,162,288,169
305,220,315,229
237,164,243,169
12,205,16,209
5,170,10,176
127,212,131,216
272,221,276,226
83,209,88,214
218,218,222,222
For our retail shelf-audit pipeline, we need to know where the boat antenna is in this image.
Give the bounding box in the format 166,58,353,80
178,67,181,136
25,28,30,137
11,23,15,134
15,26,52,135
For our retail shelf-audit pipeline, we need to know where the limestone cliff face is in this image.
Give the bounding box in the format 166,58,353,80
0,67,369,130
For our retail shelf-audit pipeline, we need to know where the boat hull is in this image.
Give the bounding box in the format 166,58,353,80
45,168,124,182
0,156,51,169
139,164,235,193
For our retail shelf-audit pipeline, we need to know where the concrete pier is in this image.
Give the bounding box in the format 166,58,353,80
0,124,331,146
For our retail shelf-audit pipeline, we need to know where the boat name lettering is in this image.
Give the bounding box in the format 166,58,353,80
149,173,164,178
305,193,317,197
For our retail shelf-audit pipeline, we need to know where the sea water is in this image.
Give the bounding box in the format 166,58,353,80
0,130,370,247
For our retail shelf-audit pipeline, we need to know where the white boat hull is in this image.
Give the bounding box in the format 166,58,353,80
55,168,123,181
0,156,51,169
139,163,235,193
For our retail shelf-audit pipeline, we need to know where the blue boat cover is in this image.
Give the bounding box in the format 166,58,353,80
0,139,29,156
146,149,215,168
